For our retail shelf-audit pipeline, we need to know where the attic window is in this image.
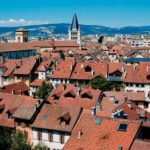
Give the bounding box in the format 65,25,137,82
118,122,128,132
74,72,77,74
95,118,101,125
43,115,48,120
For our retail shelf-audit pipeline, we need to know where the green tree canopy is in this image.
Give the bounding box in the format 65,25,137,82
33,143,49,150
10,130,31,150
0,127,12,150
35,81,53,100
89,77,123,91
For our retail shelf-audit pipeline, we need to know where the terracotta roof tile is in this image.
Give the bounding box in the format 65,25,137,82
32,104,81,132
63,114,141,150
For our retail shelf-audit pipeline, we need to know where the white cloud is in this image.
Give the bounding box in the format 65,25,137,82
19,19,26,23
0,19,49,26
9,19,17,23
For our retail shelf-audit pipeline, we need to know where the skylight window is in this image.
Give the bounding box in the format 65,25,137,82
95,118,101,125
57,68,60,71
118,122,128,131
114,100,119,105
43,115,48,120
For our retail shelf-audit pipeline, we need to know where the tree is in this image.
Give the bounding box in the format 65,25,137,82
0,127,13,150
10,130,31,150
35,81,53,100
33,143,49,150
98,35,104,45
89,77,123,91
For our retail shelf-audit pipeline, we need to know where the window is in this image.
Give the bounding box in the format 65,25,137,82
37,130,42,140
18,121,21,126
60,133,64,144
144,102,149,109
118,123,128,132
48,131,53,142
114,100,119,105
8,114,12,120
95,118,101,125
44,115,48,120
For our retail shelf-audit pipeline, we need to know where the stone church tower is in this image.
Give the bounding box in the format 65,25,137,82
15,28,28,43
68,12,80,44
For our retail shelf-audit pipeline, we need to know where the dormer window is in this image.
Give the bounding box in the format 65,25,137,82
53,94,60,100
147,74,150,81
64,90,76,98
58,112,71,126
81,92,92,99
85,66,91,72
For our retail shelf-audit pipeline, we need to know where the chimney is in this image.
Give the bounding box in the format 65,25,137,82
37,100,41,107
33,104,37,112
12,89,15,95
63,84,66,91
147,66,149,72
91,68,94,75
78,130,82,139
91,107,96,116
118,146,122,150
81,62,84,69
77,86,81,96
70,62,73,70
123,95,127,102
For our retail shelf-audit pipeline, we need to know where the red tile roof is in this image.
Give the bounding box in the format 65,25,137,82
0,43,36,52
0,92,40,128
49,84,102,109
30,79,50,87
63,114,141,150
14,57,37,75
70,61,107,80
50,59,75,79
131,140,150,150
32,104,82,132
124,62,150,84
0,81,29,94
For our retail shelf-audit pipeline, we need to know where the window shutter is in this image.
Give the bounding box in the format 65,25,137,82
48,131,53,142
60,133,64,144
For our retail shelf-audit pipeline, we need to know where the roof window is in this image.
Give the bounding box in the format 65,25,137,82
118,122,128,132
95,118,101,125
43,115,48,120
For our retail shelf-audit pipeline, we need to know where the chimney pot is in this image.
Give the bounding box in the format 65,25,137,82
91,107,96,116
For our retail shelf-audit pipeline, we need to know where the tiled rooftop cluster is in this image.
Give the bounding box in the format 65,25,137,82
1,33,150,149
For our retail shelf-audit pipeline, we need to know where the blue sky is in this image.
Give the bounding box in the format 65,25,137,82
0,0,150,27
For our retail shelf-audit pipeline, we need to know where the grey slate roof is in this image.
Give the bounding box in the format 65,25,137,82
70,13,79,31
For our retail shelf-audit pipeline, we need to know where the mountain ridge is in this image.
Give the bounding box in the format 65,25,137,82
1,23,150,37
